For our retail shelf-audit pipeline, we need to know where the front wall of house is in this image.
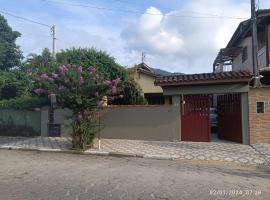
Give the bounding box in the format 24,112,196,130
134,73,163,94
232,37,253,72
249,88,270,144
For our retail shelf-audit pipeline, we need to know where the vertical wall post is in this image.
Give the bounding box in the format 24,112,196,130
241,92,250,145
172,95,181,141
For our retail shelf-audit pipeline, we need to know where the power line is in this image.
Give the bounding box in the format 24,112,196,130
0,10,52,28
41,0,247,20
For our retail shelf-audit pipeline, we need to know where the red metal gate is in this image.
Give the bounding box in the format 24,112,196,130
217,94,242,143
181,95,210,142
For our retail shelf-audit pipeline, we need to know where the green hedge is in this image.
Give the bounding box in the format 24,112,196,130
0,96,48,110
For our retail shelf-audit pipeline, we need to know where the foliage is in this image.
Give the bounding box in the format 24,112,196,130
72,117,97,149
24,47,146,105
23,48,53,70
0,70,33,100
0,14,22,70
32,64,122,149
0,96,48,110
56,48,126,81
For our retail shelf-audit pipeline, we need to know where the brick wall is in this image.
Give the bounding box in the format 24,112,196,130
249,88,270,144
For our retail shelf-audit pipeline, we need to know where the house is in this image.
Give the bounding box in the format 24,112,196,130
128,62,171,105
213,9,270,74
209,9,270,144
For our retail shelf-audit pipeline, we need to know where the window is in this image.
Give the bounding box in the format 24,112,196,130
256,101,265,114
242,46,248,63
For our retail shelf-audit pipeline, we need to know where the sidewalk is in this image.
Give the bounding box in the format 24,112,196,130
0,136,72,151
0,136,269,166
90,139,268,165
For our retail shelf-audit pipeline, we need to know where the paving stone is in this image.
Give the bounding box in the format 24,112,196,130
0,137,268,165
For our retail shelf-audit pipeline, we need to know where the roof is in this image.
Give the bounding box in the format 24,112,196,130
155,71,253,86
213,9,270,67
135,62,156,77
227,9,270,48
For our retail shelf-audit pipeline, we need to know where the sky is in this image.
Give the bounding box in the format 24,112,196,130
1,0,270,73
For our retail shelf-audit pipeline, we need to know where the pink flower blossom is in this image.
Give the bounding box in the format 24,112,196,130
77,66,83,73
95,91,99,97
40,73,48,79
91,67,96,73
59,65,68,75
96,100,104,107
52,73,58,79
119,94,124,98
112,78,121,86
103,80,111,86
58,86,66,91
67,64,71,68
79,76,84,83
34,88,45,95
112,86,117,94
33,108,41,112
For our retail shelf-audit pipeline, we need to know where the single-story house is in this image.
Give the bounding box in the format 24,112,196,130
154,70,270,144
128,62,171,105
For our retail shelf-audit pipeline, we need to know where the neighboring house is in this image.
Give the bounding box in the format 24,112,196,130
128,62,171,105
213,9,270,73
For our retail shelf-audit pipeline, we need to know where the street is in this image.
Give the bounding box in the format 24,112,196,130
0,150,269,200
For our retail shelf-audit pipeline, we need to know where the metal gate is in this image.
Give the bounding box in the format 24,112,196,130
181,95,210,142
217,94,242,143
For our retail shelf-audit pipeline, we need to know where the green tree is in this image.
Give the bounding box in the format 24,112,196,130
0,14,22,70
24,48,52,69
0,70,33,100
25,47,146,105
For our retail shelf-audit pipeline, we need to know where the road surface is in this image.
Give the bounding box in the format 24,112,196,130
0,150,269,200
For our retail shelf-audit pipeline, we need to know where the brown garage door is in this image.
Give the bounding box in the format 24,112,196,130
217,94,242,143
181,95,210,142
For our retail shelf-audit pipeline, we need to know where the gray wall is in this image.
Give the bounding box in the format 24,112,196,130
0,109,41,135
41,107,73,137
100,105,180,141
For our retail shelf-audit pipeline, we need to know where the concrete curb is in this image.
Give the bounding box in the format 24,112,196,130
144,154,180,160
1,146,269,165
0,146,180,161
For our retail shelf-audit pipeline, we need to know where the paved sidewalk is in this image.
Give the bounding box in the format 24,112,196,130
252,143,270,162
0,136,72,151
91,139,268,165
0,136,269,165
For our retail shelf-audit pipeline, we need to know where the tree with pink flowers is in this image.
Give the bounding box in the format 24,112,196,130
32,64,122,149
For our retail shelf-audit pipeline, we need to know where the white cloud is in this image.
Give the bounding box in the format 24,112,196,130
6,0,270,74
121,0,251,73
122,7,185,55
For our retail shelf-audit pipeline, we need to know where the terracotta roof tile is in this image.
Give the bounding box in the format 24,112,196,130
155,71,253,86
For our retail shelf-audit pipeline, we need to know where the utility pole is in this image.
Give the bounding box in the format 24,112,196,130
251,0,262,87
51,25,56,60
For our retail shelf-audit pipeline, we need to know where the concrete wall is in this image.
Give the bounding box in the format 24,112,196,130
0,109,41,135
248,88,270,144
41,107,73,137
100,105,180,141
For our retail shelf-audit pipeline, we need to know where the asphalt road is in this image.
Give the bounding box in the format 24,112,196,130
0,150,269,200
